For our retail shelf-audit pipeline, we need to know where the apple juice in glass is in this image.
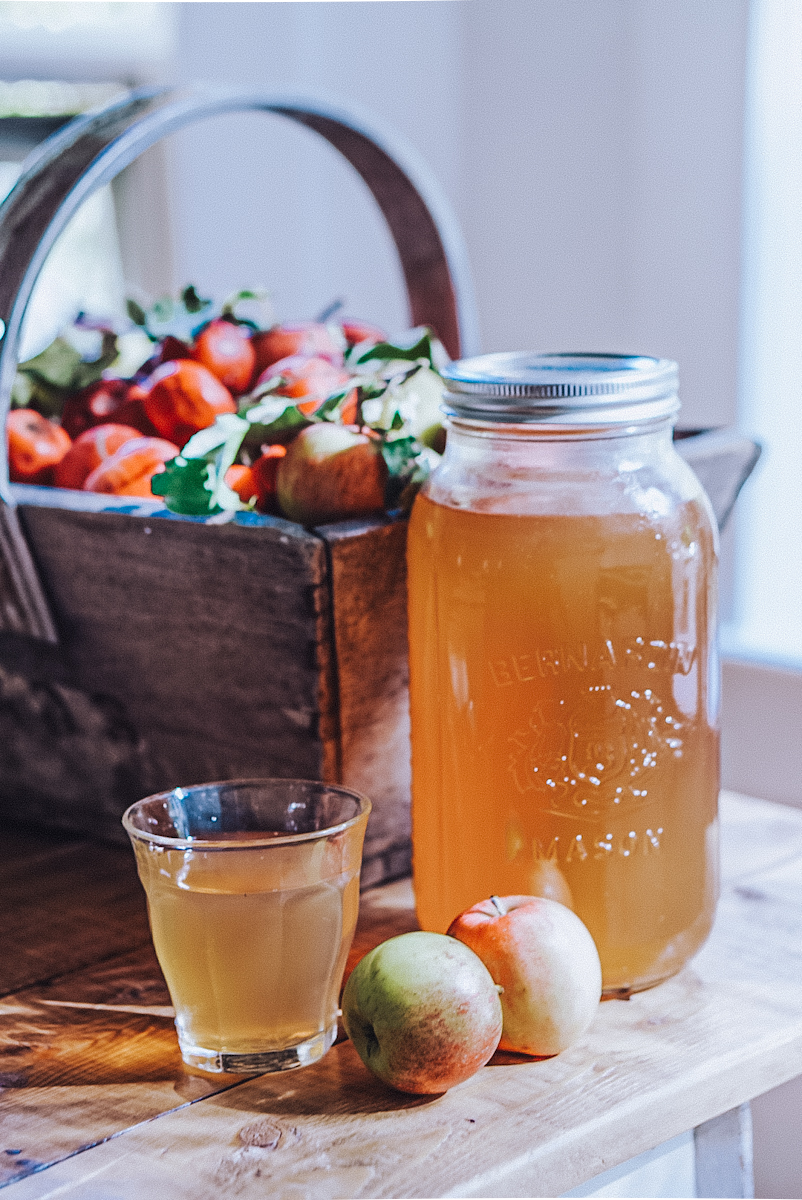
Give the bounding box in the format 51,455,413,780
407,354,720,996
123,779,370,1073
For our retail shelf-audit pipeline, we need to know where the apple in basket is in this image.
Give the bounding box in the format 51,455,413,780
276,423,387,526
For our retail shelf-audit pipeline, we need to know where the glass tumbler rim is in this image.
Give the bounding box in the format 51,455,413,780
122,777,372,852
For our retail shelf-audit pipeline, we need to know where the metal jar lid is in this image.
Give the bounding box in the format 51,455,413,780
440,352,679,425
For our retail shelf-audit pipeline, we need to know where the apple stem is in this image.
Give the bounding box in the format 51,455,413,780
489,895,505,916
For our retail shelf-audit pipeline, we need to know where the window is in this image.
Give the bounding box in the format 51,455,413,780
0,0,178,356
727,0,802,669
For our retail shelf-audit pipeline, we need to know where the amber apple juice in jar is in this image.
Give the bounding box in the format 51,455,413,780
407,354,720,995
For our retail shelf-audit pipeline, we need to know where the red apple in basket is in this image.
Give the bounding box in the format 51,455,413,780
341,931,502,1094
251,322,344,375
447,895,602,1057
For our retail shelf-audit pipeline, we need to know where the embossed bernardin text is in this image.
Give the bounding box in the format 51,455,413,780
489,638,696,687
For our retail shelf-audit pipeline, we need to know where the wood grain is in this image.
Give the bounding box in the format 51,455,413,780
0,504,414,886
0,846,417,1187
319,516,412,884
0,836,150,997
2,506,336,841
0,945,242,1188
2,792,801,1199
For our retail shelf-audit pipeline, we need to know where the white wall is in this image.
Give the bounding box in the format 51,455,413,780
164,1,463,340
161,0,748,430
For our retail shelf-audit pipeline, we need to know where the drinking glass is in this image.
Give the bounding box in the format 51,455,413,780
123,778,371,1074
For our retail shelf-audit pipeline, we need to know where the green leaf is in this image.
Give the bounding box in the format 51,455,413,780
210,419,251,510
358,379,391,401
240,376,284,409
10,373,35,410
221,288,274,331
181,284,212,314
380,434,420,478
150,456,222,516
154,414,250,516
135,285,217,344
181,413,248,462
70,330,119,388
243,408,311,451
126,298,147,327
20,337,88,390
14,328,119,416
314,388,352,421
355,330,436,368
379,434,435,511
237,395,313,448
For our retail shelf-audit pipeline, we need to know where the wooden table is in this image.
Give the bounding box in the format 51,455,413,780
2,792,801,1198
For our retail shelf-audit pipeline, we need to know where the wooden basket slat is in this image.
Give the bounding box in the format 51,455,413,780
318,517,411,870
7,505,337,841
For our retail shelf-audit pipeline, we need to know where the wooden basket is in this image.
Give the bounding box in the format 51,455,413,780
0,89,761,886
0,87,478,886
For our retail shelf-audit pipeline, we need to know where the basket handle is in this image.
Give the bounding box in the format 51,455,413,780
0,86,479,642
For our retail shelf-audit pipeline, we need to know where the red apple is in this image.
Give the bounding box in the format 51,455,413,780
341,931,502,1094
54,423,143,490
341,319,387,348
191,318,256,393
251,322,344,375
60,378,158,440
256,354,352,415
225,444,286,512
447,895,601,1057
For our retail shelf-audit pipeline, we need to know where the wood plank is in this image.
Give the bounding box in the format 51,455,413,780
0,876,418,1188
6,793,802,1199
0,944,245,1188
694,1104,754,1199
23,507,332,749
0,836,151,996
319,516,412,882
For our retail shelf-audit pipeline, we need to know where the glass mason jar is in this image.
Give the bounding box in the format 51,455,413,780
407,353,720,995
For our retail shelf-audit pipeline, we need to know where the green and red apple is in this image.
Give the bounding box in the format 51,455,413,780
276,423,387,525
341,931,502,1094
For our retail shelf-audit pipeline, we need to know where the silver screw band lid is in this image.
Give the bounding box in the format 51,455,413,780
441,352,679,424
